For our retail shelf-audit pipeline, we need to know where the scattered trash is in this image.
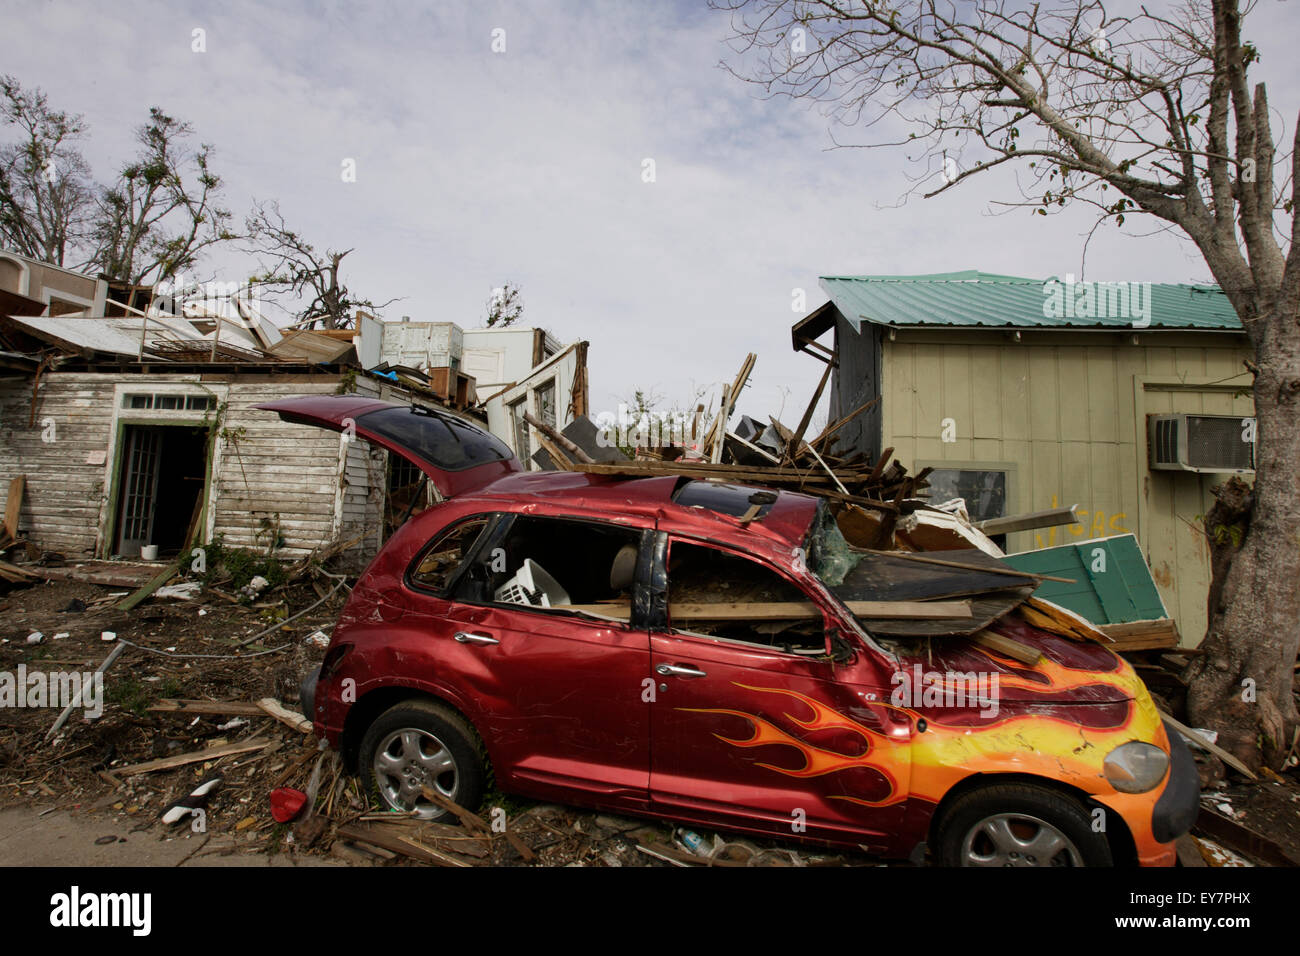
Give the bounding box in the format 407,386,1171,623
25,631,43,645
270,787,309,823
154,582,202,601
100,630,116,642
303,629,330,648
52,632,69,640
160,777,222,826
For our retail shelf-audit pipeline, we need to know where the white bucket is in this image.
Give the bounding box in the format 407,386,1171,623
140,545,160,561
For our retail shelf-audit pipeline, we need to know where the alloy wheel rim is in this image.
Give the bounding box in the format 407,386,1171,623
373,728,458,819
961,812,1083,866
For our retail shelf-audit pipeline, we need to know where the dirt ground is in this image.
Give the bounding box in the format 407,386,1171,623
1,571,1296,868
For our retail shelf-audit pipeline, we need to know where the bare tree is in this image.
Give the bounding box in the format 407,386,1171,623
89,107,234,289
245,200,395,330
0,76,94,266
485,281,524,327
714,0,1298,769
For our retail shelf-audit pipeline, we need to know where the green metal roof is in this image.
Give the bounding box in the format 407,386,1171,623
819,270,1243,332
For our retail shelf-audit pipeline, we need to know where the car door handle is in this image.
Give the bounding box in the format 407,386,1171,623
656,663,706,678
454,631,500,646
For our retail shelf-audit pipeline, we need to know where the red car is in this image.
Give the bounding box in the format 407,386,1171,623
260,396,1198,867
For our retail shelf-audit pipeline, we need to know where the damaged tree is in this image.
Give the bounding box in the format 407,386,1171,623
245,200,395,330
89,107,235,288
0,76,94,267
713,0,1300,770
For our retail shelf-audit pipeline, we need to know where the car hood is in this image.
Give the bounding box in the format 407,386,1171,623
894,612,1144,707
256,395,521,498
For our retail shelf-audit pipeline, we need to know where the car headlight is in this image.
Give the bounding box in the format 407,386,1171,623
1104,741,1170,793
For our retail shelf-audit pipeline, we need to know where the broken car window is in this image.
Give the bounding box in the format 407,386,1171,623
805,502,864,587
452,515,642,615
666,541,826,655
411,517,492,593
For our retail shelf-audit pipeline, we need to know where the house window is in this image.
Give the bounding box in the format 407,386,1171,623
925,469,1007,523
535,380,556,430
509,398,531,460
122,393,215,412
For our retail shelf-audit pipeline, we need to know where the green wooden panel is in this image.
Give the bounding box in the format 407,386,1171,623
1004,533,1168,625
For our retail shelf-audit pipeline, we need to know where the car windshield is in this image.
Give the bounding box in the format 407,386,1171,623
804,501,865,588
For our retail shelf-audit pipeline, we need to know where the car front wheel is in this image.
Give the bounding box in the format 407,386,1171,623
935,782,1113,867
358,699,486,821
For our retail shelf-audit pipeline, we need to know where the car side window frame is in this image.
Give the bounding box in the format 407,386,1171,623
405,512,505,598
412,511,656,630
657,533,839,659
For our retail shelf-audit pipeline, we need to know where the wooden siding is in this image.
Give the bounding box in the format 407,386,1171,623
0,372,383,568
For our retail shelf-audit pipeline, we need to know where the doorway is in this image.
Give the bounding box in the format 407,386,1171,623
113,424,211,558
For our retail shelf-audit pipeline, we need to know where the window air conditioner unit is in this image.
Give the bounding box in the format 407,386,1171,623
1147,414,1255,474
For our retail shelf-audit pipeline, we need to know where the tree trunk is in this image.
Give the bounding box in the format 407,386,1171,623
1186,355,1300,771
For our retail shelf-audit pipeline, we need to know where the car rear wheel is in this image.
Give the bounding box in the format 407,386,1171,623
935,783,1113,867
359,700,485,821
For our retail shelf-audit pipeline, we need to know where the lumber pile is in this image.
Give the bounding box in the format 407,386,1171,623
527,354,928,509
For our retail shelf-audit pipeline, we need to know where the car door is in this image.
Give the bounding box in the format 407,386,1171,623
398,512,655,809
649,536,911,850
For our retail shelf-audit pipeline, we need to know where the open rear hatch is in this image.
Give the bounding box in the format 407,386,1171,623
256,395,521,498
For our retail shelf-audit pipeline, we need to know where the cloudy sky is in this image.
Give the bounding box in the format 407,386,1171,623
5,0,1298,427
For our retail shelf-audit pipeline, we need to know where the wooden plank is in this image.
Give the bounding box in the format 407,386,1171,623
3,475,24,539
114,738,272,776
1160,711,1257,781
420,786,535,862
336,823,469,867
524,411,593,464
116,556,185,612
534,435,575,471
972,629,1042,665
787,359,833,460
257,697,313,734
1098,618,1179,651
562,600,972,621
1193,806,1298,867
976,505,1078,536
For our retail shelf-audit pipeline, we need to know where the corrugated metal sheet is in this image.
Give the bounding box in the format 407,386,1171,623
820,271,1242,331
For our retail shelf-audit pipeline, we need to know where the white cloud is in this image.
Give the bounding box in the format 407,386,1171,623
5,0,1297,427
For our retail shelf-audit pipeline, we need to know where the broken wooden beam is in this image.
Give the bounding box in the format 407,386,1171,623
523,411,594,464
149,699,268,716
113,738,272,776
1160,711,1257,782
116,555,185,612
258,697,314,734
975,505,1079,536
1098,618,1180,652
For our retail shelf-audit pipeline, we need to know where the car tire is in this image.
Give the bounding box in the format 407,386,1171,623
935,782,1113,867
358,699,486,822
